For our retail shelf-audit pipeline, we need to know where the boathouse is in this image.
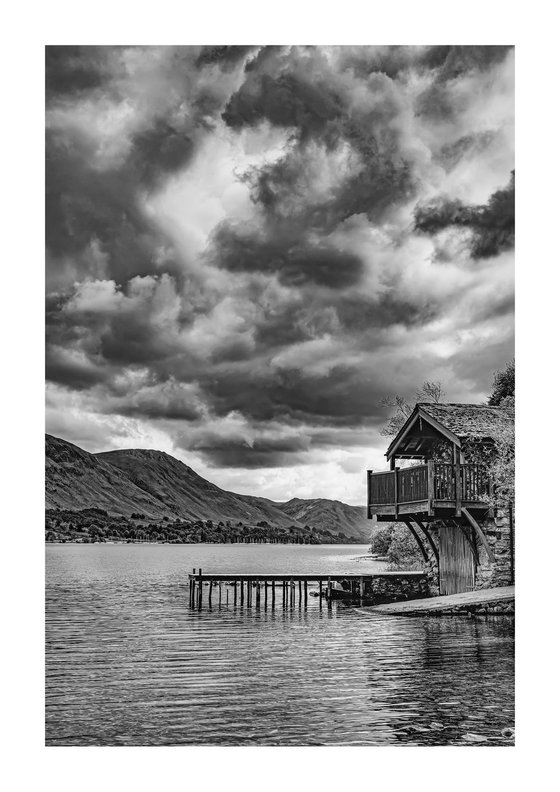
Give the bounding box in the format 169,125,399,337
367,403,514,595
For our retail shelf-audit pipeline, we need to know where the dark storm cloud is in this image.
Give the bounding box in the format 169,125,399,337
45,46,514,485
197,362,391,426
45,345,110,390
209,224,364,288
436,131,497,171
223,72,343,139
335,294,438,331
130,121,195,187
195,46,257,70
45,134,181,287
45,45,232,292
415,46,513,121
414,173,514,259
243,145,415,231
184,431,310,468
431,46,513,82
45,46,110,98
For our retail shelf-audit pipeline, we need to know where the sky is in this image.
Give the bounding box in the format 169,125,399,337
45,45,514,504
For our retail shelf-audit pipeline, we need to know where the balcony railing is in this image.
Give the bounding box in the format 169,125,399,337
367,462,490,518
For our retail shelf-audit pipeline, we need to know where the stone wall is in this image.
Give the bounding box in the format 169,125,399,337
473,505,514,590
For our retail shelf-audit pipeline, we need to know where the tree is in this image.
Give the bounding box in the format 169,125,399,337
371,526,392,555
380,381,445,437
387,525,423,569
489,415,514,506
488,359,515,405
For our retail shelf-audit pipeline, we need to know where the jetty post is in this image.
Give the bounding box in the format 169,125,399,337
327,577,332,610
198,568,203,610
319,579,323,609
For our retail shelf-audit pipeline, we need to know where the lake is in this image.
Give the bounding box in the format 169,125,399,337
45,543,514,746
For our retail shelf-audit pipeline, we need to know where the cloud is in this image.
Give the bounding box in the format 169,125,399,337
45,46,514,501
414,172,515,259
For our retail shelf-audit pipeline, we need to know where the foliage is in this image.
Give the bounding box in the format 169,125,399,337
371,524,423,569
44,508,358,545
380,381,445,437
488,398,515,505
371,526,392,555
487,361,515,504
488,359,515,406
386,525,424,569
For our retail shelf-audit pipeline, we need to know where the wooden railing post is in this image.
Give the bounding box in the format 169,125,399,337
427,460,434,516
394,467,399,518
455,462,461,517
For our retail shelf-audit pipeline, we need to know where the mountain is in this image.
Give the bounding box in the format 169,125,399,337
46,434,176,519
276,497,369,539
45,434,370,540
96,448,298,528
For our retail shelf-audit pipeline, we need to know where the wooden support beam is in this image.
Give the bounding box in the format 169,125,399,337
410,516,439,562
402,520,429,562
461,507,496,563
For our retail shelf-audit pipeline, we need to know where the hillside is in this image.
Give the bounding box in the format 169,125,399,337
97,448,299,528
45,435,176,519
45,434,370,540
277,498,370,541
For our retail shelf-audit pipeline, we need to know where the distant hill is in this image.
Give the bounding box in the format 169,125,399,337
276,497,369,539
46,435,176,519
45,434,370,541
97,448,298,528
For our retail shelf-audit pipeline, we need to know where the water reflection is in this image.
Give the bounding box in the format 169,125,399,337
46,545,514,746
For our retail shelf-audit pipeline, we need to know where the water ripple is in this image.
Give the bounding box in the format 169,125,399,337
46,544,514,746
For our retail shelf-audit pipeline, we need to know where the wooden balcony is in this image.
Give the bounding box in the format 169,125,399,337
367,462,491,520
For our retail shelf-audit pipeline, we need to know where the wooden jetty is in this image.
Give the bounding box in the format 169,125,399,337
187,569,426,610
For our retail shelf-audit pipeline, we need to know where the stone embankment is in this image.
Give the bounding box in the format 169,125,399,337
359,585,514,616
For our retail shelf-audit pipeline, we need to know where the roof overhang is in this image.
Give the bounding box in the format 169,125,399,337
385,405,462,460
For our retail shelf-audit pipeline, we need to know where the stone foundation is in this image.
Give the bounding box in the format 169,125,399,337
362,573,430,604
415,506,514,595
473,507,514,590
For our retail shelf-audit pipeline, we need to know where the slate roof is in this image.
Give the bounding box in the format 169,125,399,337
417,402,514,441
